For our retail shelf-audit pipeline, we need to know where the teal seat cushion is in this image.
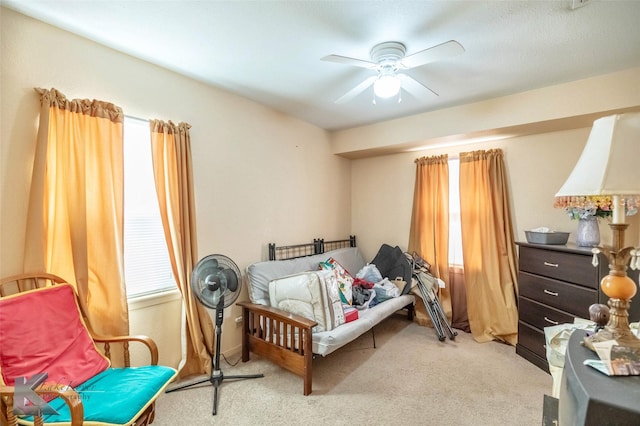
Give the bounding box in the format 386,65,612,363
20,365,177,426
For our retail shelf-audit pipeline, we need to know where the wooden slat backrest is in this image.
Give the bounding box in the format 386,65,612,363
0,273,67,297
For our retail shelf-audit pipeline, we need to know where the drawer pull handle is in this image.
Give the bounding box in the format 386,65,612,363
544,317,559,325
543,289,559,297
543,262,559,268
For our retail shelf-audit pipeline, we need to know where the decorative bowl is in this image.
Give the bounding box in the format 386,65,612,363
525,231,570,245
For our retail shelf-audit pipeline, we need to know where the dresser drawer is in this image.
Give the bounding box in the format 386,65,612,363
517,321,547,360
519,296,576,330
519,272,597,317
519,246,598,288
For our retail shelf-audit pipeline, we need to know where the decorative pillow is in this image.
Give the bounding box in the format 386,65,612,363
319,257,353,305
0,285,110,396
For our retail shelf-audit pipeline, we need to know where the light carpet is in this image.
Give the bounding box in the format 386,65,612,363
154,313,552,425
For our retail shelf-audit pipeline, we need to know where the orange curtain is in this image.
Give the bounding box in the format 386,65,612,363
459,149,518,345
23,88,128,336
149,120,214,378
408,154,452,324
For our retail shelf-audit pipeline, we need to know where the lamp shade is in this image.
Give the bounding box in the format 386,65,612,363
559,113,640,350
556,112,640,197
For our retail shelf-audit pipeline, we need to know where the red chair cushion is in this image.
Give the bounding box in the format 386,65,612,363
0,284,110,392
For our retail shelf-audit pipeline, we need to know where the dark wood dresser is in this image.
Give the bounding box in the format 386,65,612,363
515,242,640,372
516,242,600,371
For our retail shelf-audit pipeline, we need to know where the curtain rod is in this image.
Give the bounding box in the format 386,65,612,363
124,114,149,123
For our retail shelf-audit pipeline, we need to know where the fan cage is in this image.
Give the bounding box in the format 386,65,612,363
191,254,242,309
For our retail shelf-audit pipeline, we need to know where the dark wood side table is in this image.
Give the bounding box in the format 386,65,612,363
558,331,640,425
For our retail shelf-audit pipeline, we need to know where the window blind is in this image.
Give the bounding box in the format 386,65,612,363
123,117,175,298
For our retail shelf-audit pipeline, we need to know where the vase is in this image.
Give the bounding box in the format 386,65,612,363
576,217,600,247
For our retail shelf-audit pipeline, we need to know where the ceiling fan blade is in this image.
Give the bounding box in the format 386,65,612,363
400,40,465,69
398,73,439,97
321,54,377,69
334,76,377,104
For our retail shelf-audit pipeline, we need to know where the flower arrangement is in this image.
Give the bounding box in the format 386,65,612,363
554,196,639,220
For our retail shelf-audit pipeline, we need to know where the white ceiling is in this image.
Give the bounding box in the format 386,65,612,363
4,0,640,131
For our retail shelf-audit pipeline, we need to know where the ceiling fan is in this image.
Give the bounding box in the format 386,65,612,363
321,40,464,104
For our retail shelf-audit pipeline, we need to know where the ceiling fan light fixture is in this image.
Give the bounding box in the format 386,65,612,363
374,74,401,98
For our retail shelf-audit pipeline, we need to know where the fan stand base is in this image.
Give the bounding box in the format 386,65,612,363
165,369,264,415
165,300,263,416
212,370,265,415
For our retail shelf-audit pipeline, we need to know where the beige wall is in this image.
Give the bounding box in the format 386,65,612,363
332,67,640,157
350,128,640,262
0,8,351,365
339,68,640,263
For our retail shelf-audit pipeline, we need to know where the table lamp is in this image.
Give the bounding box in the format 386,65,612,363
555,112,640,349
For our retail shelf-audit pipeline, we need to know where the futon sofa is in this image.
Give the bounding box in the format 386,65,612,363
237,243,415,395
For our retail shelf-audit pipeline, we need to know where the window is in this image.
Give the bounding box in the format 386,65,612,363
123,117,175,298
448,158,463,266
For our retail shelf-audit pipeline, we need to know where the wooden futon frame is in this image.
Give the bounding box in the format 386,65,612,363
236,236,357,396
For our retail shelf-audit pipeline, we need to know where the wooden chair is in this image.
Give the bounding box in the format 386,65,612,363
0,273,177,426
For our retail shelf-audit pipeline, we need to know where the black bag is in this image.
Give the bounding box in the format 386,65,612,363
370,244,412,295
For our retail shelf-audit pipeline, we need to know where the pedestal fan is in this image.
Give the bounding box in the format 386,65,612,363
165,254,263,415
